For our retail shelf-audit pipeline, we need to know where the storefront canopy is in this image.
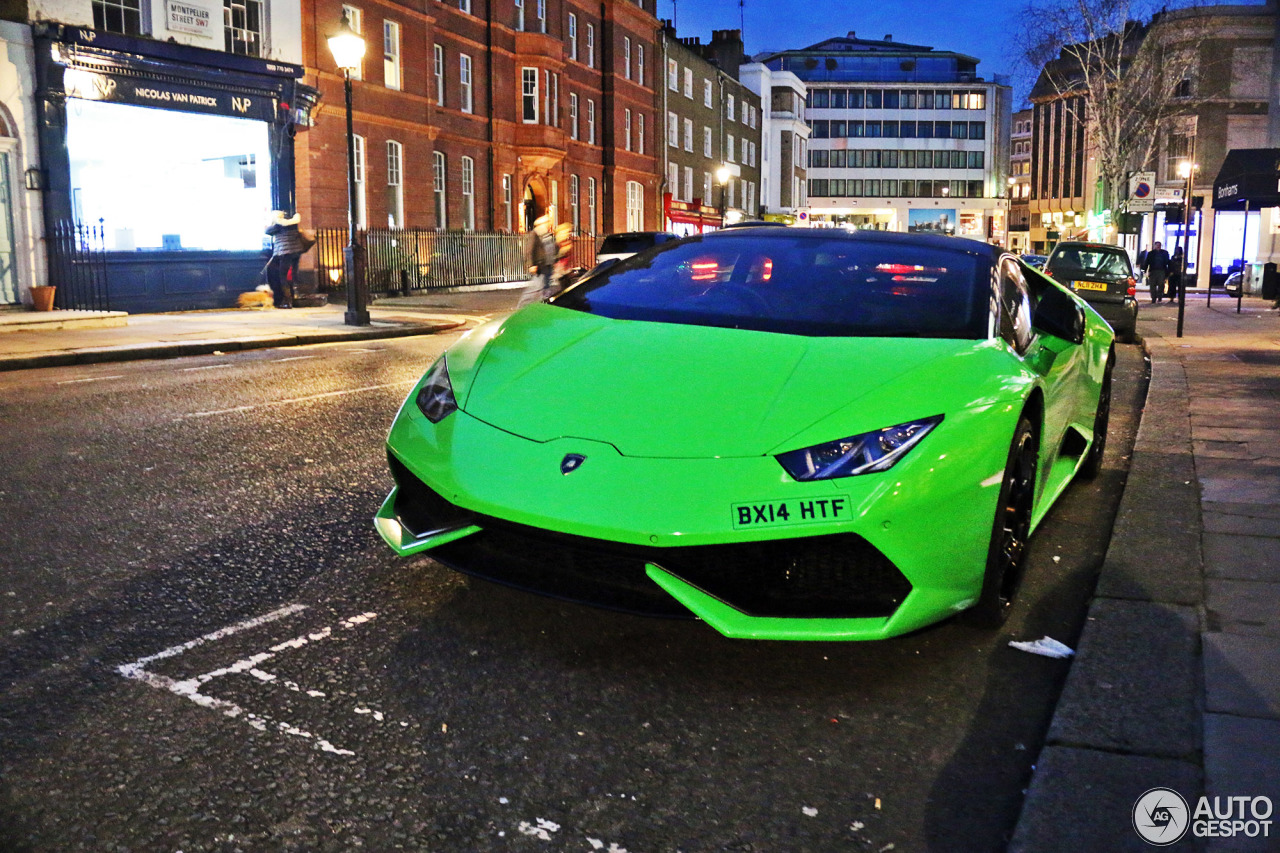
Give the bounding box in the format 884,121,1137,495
1213,148,1280,211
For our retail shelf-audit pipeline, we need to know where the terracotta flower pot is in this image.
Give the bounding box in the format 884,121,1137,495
31,285,56,312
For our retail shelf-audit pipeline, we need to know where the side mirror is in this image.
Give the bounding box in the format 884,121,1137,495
1032,285,1086,345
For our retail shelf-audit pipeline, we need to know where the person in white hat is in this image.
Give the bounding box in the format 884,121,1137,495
265,210,307,308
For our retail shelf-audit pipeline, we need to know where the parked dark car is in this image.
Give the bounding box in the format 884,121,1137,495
1021,254,1048,270
1043,241,1138,343
595,232,679,266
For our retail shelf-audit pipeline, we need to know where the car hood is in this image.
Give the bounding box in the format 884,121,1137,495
458,305,1003,458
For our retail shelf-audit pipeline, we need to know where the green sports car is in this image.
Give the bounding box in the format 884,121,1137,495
376,228,1115,641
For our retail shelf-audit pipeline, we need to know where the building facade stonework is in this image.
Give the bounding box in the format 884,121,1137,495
658,26,761,233
298,0,661,239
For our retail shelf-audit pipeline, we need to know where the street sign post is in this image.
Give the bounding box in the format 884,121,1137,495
1128,171,1155,212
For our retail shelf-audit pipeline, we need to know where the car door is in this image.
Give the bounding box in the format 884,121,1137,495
998,256,1085,491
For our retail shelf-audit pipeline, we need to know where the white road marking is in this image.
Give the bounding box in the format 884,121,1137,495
121,604,307,672
272,355,317,362
180,363,235,372
116,605,378,757
176,381,414,420
56,375,125,385
518,818,561,841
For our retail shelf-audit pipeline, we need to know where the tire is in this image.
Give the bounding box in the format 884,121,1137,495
1078,351,1114,481
965,416,1038,628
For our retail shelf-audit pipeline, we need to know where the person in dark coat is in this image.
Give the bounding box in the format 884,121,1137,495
1168,246,1185,303
265,211,307,308
1142,241,1171,303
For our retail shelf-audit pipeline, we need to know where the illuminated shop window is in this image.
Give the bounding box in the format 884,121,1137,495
66,99,271,251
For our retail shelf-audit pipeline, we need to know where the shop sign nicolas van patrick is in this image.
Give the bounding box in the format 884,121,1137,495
165,0,215,37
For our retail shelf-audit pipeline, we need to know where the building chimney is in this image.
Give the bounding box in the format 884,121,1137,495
847,30,856,38
885,34,892,41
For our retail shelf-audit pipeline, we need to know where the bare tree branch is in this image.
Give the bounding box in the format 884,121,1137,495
1014,0,1212,229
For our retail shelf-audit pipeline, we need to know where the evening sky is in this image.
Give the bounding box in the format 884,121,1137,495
662,0,1027,96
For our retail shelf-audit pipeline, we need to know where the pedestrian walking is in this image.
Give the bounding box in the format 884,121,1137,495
1168,246,1185,303
1142,241,1171,303
264,211,315,309
518,215,558,307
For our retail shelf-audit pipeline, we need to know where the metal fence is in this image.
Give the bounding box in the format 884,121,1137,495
315,228,600,294
48,219,110,311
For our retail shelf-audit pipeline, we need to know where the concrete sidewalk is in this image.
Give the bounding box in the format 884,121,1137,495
0,289,525,372
1012,295,1280,852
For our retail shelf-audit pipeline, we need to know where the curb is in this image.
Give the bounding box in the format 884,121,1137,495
1009,333,1207,851
0,320,465,372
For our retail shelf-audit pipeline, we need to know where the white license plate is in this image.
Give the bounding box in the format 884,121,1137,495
1073,280,1109,292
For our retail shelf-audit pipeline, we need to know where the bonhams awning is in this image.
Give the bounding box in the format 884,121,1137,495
1213,148,1280,211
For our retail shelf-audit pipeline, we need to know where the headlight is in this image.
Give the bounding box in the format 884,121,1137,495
415,357,458,423
776,415,943,481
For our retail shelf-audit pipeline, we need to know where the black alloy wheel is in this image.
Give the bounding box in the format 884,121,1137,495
1079,350,1114,480
965,416,1038,628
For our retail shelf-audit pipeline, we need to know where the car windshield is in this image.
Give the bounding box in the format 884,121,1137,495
1049,247,1131,278
599,234,664,254
555,233,989,338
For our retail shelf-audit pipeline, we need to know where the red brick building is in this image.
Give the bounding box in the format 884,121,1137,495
297,0,661,237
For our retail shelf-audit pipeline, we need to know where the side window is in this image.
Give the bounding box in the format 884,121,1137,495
998,257,1034,354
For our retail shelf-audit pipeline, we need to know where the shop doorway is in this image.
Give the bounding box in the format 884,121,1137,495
0,149,17,305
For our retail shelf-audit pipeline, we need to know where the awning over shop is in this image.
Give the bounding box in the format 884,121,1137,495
1212,148,1280,211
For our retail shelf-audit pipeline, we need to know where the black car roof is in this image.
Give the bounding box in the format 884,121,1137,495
1050,241,1127,252
702,226,1000,259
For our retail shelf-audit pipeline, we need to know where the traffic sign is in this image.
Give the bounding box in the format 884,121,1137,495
1128,171,1155,212
1153,187,1183,201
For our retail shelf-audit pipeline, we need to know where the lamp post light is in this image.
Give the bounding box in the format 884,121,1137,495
328,14,370,326
716,164,731,225
1175,159,1197,337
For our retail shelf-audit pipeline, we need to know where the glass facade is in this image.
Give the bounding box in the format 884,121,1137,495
66,100,271,251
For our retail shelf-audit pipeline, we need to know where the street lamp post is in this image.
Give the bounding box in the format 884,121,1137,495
1007,176,1017,249
1175,159,1196,338
716,164,731,225
328,15,370,326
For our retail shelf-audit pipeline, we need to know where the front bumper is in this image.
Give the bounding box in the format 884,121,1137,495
377,402,1014,641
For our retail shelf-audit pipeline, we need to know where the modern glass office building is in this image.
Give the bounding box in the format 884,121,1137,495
761,33,1011,240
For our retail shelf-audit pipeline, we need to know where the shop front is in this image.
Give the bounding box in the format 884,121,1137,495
808,199,1004,239
663,194,722,236
1210,148,1280,295
34,24,317,313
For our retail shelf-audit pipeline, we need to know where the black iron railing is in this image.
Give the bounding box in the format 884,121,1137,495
315,229,601,294
49,219,110,310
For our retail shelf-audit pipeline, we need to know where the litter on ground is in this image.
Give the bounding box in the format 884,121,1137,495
1008,636,1074,658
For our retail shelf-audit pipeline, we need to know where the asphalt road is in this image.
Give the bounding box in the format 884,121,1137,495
0,331,1147,853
